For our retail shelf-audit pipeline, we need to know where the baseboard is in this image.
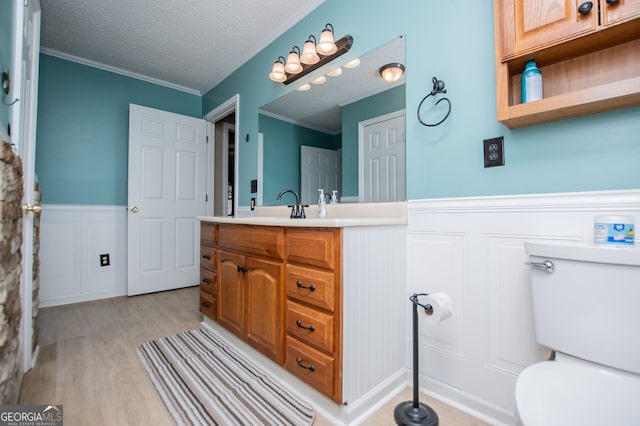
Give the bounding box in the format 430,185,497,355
420,376,513,426
40,289,127,308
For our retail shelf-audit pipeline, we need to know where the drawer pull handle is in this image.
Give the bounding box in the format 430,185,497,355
295,319,315,332
201,302,211,308
237,265,248,273
202,255,211,260
295,357,316,372
296,281,316,291
202,278,212,284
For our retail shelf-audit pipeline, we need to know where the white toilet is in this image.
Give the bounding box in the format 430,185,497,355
516,241,640,426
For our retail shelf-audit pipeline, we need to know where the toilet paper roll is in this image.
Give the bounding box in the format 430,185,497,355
421,292,453,324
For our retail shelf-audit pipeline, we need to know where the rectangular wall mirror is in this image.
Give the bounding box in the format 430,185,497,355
259,35,406,205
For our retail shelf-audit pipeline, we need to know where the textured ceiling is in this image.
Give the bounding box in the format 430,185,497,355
40,0,324,94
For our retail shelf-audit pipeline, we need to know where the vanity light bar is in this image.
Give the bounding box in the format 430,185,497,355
277,35,353,86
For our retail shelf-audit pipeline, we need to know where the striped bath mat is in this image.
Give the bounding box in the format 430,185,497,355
137,328,315,426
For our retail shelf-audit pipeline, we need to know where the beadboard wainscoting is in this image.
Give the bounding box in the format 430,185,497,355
406,190,640,425
39,205,127,307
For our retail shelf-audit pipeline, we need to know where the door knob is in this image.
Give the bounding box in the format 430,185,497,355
22,203,42,214
130,206,139,213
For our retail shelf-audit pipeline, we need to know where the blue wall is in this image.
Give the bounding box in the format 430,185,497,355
35,54,202,205
341,85,405,198
203,0,640,204
0,1,15,136
259,114,338,204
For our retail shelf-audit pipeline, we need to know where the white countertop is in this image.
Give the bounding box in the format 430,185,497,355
198,202,407,228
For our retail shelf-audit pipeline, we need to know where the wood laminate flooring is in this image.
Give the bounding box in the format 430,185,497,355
19,286,489,425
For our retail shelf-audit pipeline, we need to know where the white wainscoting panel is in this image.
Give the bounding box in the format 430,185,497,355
407,190,640,425
40,205,127,307
342,225,407,406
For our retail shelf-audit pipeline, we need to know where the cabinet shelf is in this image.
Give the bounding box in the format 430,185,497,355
499,76,640,128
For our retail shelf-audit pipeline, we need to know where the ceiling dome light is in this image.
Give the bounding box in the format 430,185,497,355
312,75,326,85
301,35,320,65
285,46,303,74
327,67,342,77
379,62,406,83
343,58,361,69
296,83,311,91
317,23,337,56
268,56,287,82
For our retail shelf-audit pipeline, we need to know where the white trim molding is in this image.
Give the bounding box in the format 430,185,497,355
40,49,201,95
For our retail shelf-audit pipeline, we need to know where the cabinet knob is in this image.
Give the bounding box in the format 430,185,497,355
130,206,139,213
295,357,316,372
296,281,316,291
605,0,619,4
237,265,247,273
578,1,593,14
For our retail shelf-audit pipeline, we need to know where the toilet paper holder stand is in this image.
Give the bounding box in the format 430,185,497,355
394,293,439,426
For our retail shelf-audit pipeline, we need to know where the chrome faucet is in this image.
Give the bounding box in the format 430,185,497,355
276,189,307,219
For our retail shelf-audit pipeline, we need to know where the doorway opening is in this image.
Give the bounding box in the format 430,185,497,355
204,94,240,217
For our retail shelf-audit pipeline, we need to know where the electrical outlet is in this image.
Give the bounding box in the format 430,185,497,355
483,136,505,168
100,254,110,267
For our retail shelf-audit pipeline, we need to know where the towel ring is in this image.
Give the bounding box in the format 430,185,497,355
417,76,451,127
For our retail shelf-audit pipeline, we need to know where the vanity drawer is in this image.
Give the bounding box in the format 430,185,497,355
199,291,216,319
200,268,216,297
200,246,217,270
286,264,335,312
201,223,217,246
219,224,285,260
285,336,334,398
286,300,334,353
286,229,338,270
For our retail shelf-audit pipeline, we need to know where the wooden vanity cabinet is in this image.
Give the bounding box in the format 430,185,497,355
199,223,218,319
216,225,286,364
494,0,640,128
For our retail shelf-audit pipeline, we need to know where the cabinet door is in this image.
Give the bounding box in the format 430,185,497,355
245,257,284,363
500,0,597,59
217,250,244,338
602,0,640,26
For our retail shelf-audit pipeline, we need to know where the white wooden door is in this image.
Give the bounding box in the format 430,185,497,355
300,145,341,205
358,110,405,203
127,104,207,296
17,0,41,372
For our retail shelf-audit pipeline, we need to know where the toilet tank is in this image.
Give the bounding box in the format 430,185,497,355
524,241,640,374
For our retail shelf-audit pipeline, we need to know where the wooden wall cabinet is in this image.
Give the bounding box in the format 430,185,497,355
494,0,640,128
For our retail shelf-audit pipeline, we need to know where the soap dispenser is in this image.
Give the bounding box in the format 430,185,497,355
330,190,338,204
317,189,326,218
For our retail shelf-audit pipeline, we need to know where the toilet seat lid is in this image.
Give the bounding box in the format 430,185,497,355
515,354,640,426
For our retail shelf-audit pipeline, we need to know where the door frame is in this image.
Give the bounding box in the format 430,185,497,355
204,94,240,217
357,109,406,203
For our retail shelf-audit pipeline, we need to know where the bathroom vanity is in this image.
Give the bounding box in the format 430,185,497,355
198,202,407,407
